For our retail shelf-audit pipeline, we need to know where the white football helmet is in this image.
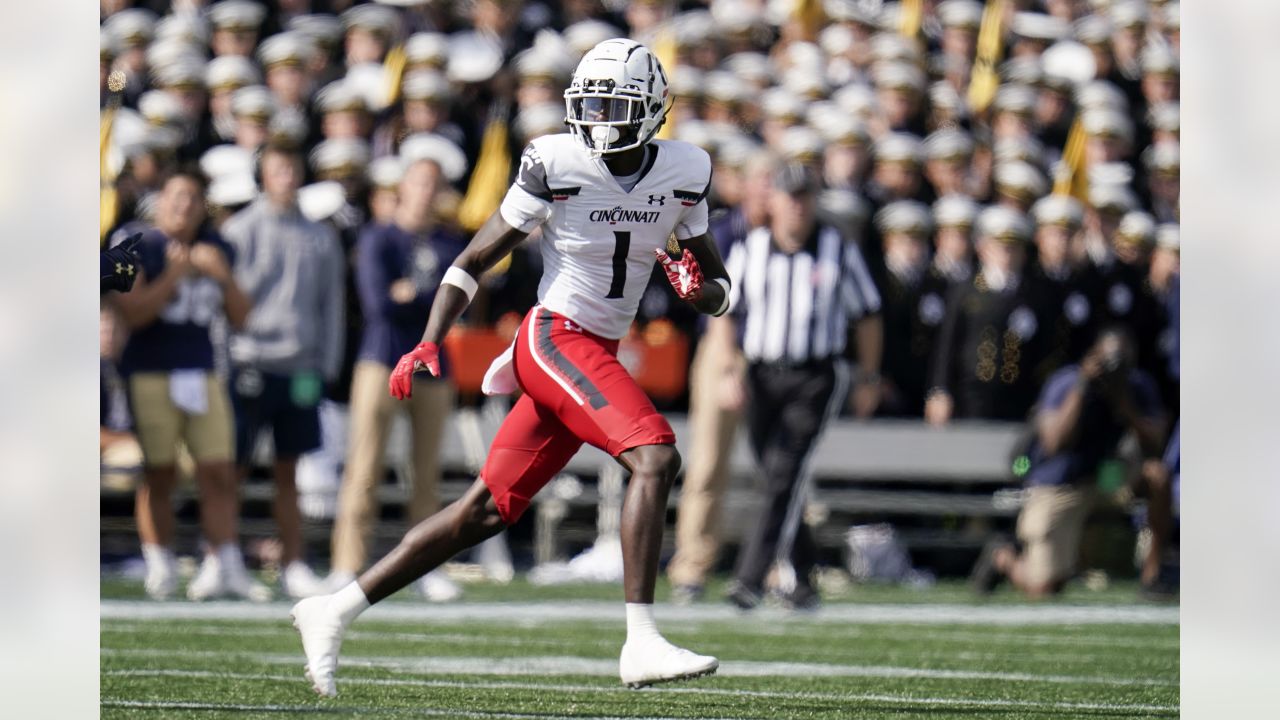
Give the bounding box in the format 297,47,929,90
564,39,670,157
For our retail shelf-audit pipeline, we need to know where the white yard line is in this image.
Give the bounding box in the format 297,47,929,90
99,621,1158,665
99,698,752,720
101,647,1176,687
100,599,1179,626
103,669,1180,715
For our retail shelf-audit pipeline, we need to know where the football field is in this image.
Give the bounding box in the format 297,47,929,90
101,578,1179,719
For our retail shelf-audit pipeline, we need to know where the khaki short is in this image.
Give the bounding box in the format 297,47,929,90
1016,484,1089,587
128,372,234,467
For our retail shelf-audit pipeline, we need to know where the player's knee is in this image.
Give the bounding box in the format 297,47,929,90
451,489,506,542
629,444,681,483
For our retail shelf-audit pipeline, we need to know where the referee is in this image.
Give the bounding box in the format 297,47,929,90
721,163,884,610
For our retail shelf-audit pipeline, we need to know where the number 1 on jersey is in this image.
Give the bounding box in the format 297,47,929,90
606,230,630,299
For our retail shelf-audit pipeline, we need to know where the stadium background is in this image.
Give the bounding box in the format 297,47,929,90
98,0,1179,716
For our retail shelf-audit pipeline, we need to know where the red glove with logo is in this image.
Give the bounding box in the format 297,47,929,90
654,248,704,301
388,342,440,400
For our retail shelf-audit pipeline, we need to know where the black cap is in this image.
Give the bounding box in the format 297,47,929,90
772,162,819,195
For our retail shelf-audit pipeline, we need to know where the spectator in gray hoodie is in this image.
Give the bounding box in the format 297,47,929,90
221,141,345,599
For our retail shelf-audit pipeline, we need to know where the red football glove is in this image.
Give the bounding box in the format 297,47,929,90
654,248,705,301
389,342,440,400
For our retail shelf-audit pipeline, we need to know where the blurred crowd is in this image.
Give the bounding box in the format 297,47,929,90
99,0,1180,601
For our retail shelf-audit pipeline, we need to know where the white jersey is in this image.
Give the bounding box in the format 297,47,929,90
499,134,712,339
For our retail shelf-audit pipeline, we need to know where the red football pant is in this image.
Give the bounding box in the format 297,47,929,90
481,306,676,524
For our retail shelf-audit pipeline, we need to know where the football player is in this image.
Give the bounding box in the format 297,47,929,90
292,39,731,695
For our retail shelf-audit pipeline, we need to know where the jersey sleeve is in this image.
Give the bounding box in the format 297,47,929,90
674,152,713,240
499,143,554,233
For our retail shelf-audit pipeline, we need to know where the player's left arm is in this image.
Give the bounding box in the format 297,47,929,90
676,233,730,316
663,155,730,316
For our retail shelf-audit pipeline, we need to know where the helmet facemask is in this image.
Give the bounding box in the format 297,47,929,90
564,77,668,157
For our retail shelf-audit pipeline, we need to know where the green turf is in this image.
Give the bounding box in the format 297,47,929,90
100,577,1178,719
100,571,1166,606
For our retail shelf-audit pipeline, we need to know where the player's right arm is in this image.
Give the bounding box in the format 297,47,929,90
388,143,549,398
420,213,530,348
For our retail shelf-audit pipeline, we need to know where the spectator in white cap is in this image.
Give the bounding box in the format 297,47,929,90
703,71,748,127
1109,1,1148,79
937,0,982,62
1113,210,1157,266
206,56,261,144
269,106,310,151
208,0,267,58
152,58,209,154
992,84,1037,140
1083,176,1138,264
104,7,156,102
403,70,464,141
868,133,925,206
230,85,276,151
316,80,372,141
1082,108,1134,166
926,205,1040,425
872,61,926,133
923,127,974,198
875,199,948,417
1161,2,1180,54
927,81,968,131
155,12,210,46
1140,44,1179,106
514,45,574,110
562,19,623,61
778,126,825,173
1148,101,1179,145
759,88,806,148
668,66,706,127
1028,194,1095,371
820,116,871,190
367,156,406,225
405,32,450,72
1145,141,1179,223
257,31,316,110
932,194,979,284
1149,224,1180,298
1009,12,1069,60
280,15,343,91
341,3,401,65
310,138,372,213
993,161,1049,214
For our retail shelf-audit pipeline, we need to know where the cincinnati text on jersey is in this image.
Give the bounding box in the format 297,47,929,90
588,206,663,224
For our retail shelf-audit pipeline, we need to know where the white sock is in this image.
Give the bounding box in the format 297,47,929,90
625,603,664,644
141,543,172,565
331,581,370,627
216,543,244,571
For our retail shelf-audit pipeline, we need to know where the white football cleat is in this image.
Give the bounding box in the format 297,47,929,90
142,545,178,601
291,596,344,698
417,569,462,602
619,638,719,689
281,561,328,599
186,554,227,601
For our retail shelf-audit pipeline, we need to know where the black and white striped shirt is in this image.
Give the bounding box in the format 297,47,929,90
725,224,881,364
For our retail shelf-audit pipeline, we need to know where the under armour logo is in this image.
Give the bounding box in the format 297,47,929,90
116,262,134,276
647,194,666,206
564,320,581,333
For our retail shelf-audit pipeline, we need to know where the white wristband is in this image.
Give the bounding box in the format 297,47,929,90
442,266,479,301
711,278,731,316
